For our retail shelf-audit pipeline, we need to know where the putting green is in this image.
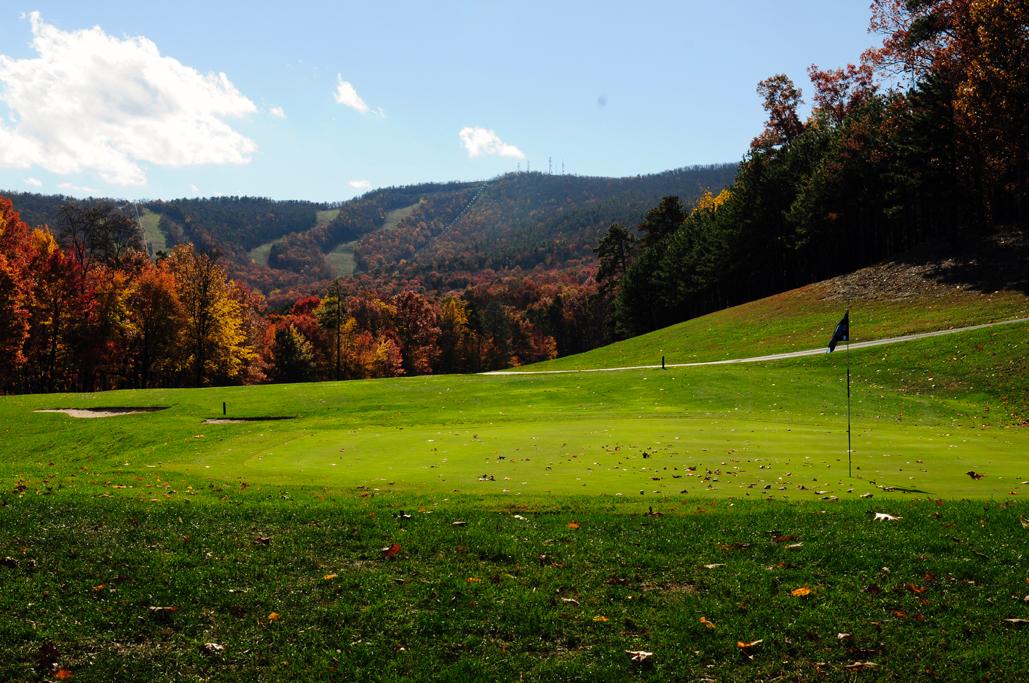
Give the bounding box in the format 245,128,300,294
2,324,1024,502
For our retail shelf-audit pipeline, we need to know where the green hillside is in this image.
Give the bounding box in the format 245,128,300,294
525,260,1028,372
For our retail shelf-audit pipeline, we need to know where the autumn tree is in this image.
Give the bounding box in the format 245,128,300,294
0,197,33,390
272,325,316,382
125,260,184,387
390,291,440,375
169,244,254,386
752,74,805,149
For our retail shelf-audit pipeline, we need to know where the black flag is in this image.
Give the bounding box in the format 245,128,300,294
827,311,849,353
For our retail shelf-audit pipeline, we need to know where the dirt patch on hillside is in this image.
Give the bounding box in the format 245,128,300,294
812,229,1028,302
36,407,168,418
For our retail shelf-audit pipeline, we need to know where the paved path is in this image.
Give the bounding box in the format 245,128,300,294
481,317,1027,376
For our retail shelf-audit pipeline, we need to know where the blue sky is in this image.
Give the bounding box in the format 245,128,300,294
0,1,876,202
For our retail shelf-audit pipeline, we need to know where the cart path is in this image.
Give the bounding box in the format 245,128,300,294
480,317,1027,376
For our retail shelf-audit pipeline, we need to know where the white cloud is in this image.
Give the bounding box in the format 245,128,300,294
458,127,525,159
334,75,382,116
59,181,100,195
348,179,372,190
24,176,42,188
269,106,286,119
0,12,257,187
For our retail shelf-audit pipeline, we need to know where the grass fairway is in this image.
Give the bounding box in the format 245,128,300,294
1,321,1026,679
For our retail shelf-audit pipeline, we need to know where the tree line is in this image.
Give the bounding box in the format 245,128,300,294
598,0,1025,337
1,197,617,393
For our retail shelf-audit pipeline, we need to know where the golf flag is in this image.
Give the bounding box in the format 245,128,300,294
827,310,849,353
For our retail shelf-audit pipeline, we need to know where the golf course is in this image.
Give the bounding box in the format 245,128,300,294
2,280,1026,681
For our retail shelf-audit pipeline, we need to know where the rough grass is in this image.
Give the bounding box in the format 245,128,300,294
2,495,1027,681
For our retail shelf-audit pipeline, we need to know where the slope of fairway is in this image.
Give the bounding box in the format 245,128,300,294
1,323,1024,503
524,255,1027,372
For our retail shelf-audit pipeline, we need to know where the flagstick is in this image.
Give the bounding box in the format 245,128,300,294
846,318,852,478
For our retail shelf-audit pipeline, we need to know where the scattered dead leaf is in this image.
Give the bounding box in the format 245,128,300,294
966,471,984,480
791,586,812,597
201,642,224,656
736,639,763,649
323,573,337,581
593,615,609,622
382,543,401,559
846,661,879,671
55,668,73,681
625,650,653,663
1004,618,1029,625
872,512,901,521
466,577,481,583
567,521,580,530
703,563,725,570
267,611,280,622
700,616,716,629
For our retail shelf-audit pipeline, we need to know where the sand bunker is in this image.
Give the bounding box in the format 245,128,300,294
203,417,294,424
35,407,168,419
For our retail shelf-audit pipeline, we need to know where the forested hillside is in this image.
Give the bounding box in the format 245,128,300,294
2,164,735,299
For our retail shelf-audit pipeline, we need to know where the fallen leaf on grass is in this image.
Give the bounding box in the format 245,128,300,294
1004,618,1029,625
253,535,272,546
452,520,467,527
267,612,280,622
736,639,763,650
55,668,73,680
323,573,337,581
567,521,580,530
966,471,984,480
593,615,609,622
92,584,105,592
786,542,804,549
466,577,481,583
837,632,852,641
382,543,401,558
703,563,725,570
872,512,902,521
1019,516,1029,530
773,534,797,543
699,616,716,629
846,661,879,671
201,642,224,656
560,597,580,605
625,650,653,663
791,586,812,597
513,514,526,521
148,606,177,613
